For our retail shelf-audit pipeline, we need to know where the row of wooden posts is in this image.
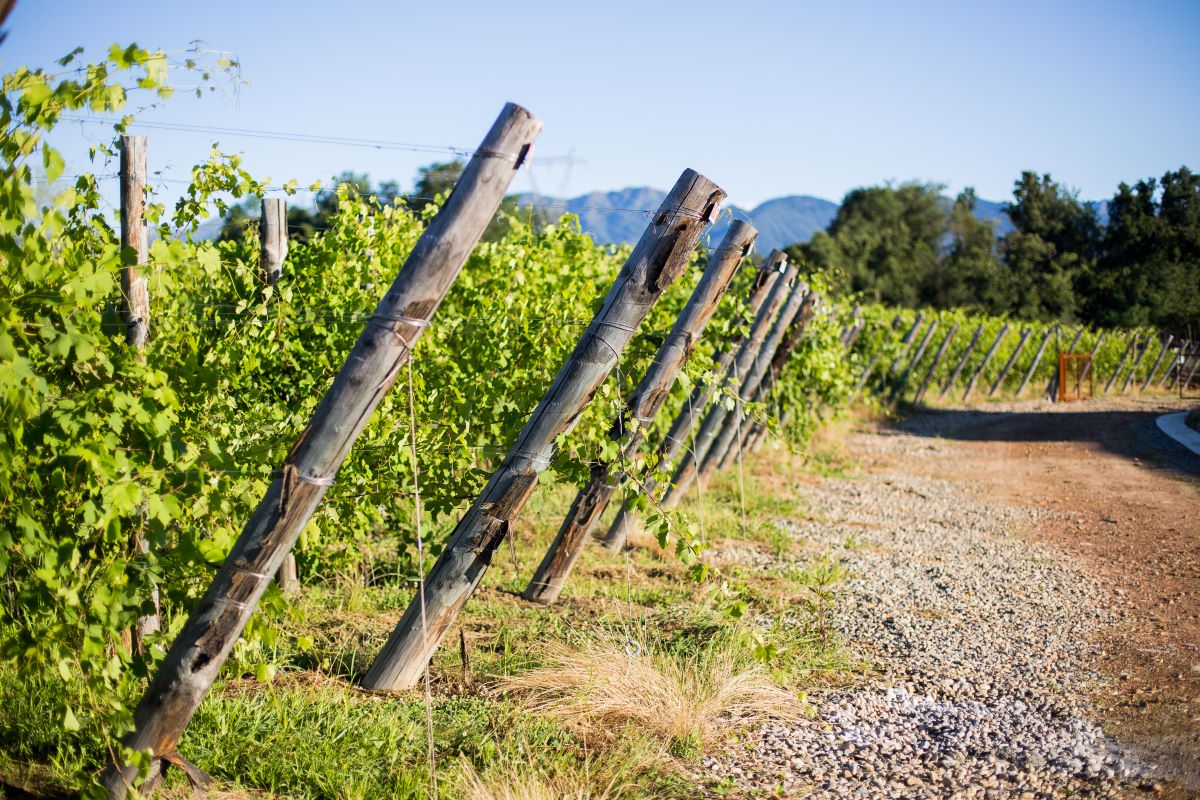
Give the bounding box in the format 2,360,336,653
851,312,1196,407
103,104,833,798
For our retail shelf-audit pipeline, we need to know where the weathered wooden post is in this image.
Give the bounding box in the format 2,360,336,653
889,319,939,404
1078,332,1106,384
360,169,726,691
913,324,958,405
602,254,785,551
260,198,288,286
939,323,984,399
120,136,151,350
1046,327,1086,400
1120,336,1150,393
699,278,810,481
882,314,925,382
988,328,1032,397
843,319,866,350
717,290,819,470
522,220,757,605
1104,335,1137,394
1160,339,1186,389
962,324,1010,401
1015,327,1055,397
119,135,160,653
655,262,797,510
1183,349,1200,391
102,103,543,799
1142,335,1174,391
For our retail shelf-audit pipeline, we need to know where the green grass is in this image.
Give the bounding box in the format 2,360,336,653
0,445,864,800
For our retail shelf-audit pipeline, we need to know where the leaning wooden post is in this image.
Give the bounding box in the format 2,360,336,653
522,220,756,605
1015,327,1055,397
119,135,160,653
939,323,984,399
260,198,288,286
1046,326,1086,400
843,319,866,350
120,136,151,350
889,319,939,404
1183,349,1200,391
102,103,543,799
962,325,1010,401
717,291,819,470
1141,335,1174,391
1104,334,1136,394
882,313,925,383
1120,336,1150,393
913,324,958,405
988,327,1032,397
699,278,810,481
1078,332,1106,384
360,170,725,691
602,255,785,552
658,263,797,507
1160,339,1186,389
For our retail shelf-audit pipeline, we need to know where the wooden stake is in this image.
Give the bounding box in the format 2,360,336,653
889,319,939,404
1104,335,1136,394
360,169,726,692
102,103,542,799
1141,335,1174,391
883,314,925,382
601,253,785,552
260,198,288,285
657,262,798,509
1078,332,1106,384
912,324,958,405
988,328,1032,397
698,278,810,481
522,220,757,604
120,136,150,350
716,291,819,471
1120,336,1150,393
1016,327,1055,397
939,324,984,399
962,324,1010,401
1160,339,1186,389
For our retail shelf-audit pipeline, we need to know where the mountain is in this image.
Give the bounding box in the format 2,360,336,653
520,189,838,253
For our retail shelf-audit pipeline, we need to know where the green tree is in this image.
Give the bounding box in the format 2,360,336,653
1087,167,1200,332
999,172,1100,321
931,188,1009,314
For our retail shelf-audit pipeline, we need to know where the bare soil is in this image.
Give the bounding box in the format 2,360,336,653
891,395,1200,797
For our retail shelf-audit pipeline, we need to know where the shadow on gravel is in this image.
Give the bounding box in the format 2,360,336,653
890,406,1200,482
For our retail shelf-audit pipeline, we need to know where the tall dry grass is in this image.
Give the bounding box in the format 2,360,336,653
454,760,618,800
495,636,803,748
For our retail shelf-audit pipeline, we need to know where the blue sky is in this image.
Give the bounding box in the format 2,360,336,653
5,0,1199,211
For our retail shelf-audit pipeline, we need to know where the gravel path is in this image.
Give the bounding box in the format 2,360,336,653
703,426,1161,798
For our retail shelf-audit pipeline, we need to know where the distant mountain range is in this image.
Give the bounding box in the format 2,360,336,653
519,189,1026,252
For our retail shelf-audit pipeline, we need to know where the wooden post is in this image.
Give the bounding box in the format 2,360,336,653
716,291,819,470
1160,339,1186,389
1142,335,1174,391
657,264,798,507
1104,335,1136,394
360,169,726,692
988,328,1032,397
889,319,939,404
962,324,1010,401
260,198,288,285
1078,332,1106,383
883,314,925,380
843,319,866,350
102,103,543,799
912,324,958,405
1015,327,1055,397
939,323,984,399
120,136,150,350
1183,349,1200,391
119,135,160,654
601,254,785,551
1120,336,1150,393
522,220,756,605
1046,327,1086,400
699,278,810,481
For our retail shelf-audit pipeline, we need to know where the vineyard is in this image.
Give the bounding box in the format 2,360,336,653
1,47,1194,800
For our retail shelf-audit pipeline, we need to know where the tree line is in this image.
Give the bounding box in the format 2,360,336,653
788,168,1199,334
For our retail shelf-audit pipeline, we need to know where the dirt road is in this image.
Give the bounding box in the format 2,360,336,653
893,396,1200,796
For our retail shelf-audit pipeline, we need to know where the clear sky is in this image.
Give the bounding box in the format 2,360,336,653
4,0,1199,210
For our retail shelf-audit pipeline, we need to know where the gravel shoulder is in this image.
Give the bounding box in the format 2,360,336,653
704,395,1199,799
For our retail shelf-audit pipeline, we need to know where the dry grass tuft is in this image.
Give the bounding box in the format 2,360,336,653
496,637,802,747
455,760,617,800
